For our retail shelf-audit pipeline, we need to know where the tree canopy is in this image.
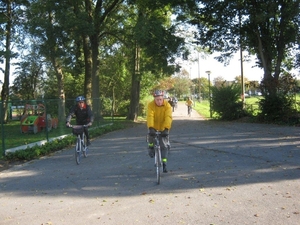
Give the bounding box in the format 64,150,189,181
188,0,300,95
1,0,299,123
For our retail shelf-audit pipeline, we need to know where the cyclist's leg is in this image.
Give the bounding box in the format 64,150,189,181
160,136,169,173
84,127,91,146
167,135,171,151
147,135,155,158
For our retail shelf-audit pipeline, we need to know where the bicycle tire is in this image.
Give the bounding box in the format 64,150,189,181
83,135,88,158
155,147,162,184
75,136,81,165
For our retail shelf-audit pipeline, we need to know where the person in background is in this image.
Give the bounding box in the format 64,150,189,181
185,97,193,115
147,90,172,173
168,97,175,112
66,96,94,146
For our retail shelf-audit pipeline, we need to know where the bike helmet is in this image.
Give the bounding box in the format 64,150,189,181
76,96,85,102
153,90,164,97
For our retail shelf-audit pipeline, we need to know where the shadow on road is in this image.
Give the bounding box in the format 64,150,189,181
1,115,299,198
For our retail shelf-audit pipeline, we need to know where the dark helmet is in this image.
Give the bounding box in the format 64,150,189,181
76,96,85,102
153,90,164,97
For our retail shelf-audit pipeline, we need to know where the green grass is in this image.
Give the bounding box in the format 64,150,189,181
193,100,211,119
0,117,125,159
244,96,262,116
192,97,263,118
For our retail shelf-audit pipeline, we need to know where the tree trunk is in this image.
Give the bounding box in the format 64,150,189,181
82,34,92,105
127,44,141,121
45,11,66,123
1,0,12,123
90,33,101,122
256,30,278,96
51,59,66,123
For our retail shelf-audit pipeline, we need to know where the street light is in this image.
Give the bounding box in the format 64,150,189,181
198,52,201,102
0,80,3,100
205,70,212,118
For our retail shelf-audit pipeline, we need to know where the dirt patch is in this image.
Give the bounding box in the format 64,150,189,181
0,159,25,172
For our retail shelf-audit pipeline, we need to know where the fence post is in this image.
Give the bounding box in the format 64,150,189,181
44,99,49,142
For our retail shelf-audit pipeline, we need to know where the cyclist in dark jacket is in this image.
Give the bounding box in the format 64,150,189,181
66,96,94,146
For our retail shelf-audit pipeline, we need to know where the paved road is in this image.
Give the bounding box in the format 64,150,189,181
0,102,299,225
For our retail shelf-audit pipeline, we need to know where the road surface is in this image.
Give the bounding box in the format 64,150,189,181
0,102,299,225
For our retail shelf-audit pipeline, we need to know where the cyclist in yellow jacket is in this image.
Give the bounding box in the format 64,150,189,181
185,97,193,115
147,90,172,173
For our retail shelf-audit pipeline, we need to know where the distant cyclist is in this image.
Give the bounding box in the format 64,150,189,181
185,97,193,115
66,96,94,146
147,90,173,173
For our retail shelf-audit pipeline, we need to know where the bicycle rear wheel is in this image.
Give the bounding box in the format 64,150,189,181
155,147,162,184
75,137,81,165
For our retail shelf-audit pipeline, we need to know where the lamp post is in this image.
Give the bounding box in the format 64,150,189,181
0,80,3,99
205,70,212,118
198,52,201,102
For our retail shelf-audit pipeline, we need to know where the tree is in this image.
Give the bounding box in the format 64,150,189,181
172,69,193,98
0,0,28,122
213,76,225,88
80,0,125,121
11,44,45,100
26,0,75,123
188,0,300,96
126,2,187,120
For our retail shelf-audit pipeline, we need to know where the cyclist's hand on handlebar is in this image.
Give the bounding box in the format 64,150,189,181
66,122,70,127
149,127,156,136
161,128,169,137
87,122,92,127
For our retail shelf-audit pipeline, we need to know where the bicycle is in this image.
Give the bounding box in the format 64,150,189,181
68,124,88,165
147,130,163,184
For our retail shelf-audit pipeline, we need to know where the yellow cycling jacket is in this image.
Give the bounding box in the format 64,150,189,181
147,99,172,131
186,99,193,106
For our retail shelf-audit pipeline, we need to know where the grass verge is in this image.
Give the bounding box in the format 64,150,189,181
1,120,139,163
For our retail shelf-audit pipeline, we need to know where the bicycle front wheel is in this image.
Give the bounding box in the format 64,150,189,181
75,137,81,165
155,147,162,184
82,135,88,158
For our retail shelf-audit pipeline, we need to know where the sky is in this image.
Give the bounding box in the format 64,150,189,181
181,51,264,82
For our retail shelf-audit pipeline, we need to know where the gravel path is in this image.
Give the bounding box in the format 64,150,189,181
0,102,299,225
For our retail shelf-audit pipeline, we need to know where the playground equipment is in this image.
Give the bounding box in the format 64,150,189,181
20,103,58,134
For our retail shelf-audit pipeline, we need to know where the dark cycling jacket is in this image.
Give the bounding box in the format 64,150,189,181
66,103,94,125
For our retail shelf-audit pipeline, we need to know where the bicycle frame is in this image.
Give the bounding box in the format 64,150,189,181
69,125,88,165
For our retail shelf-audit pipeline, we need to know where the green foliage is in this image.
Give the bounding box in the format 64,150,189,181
211,84,245,120
5,136,74,161
5,122,125,161
187,1,300,96
258,93,297,123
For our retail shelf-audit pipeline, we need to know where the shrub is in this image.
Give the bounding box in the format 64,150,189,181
211,84,245,120
258,93,297,123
